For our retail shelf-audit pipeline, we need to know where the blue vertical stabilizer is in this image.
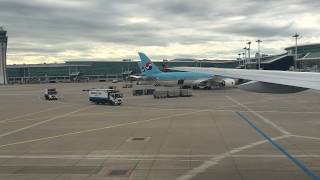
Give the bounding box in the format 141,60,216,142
138,52,162,76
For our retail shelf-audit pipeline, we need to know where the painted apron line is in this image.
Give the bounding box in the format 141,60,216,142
0,106,91,138
236,112,319,180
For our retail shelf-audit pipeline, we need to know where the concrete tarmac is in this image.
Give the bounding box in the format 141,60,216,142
0,82,319,180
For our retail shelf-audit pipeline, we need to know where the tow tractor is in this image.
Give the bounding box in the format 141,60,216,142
89,89,123,105
44,88,58,100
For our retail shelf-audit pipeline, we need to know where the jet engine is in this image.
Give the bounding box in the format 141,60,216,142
219,79,236,88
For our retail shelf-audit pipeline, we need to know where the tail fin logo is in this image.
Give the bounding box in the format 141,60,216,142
144,62,153,71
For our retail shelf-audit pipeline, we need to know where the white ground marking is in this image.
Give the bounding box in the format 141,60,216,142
0,117,47,124
0,109,209,149
3,108,317,124
177,95,305,180
124,106,203,112
232,154,320,158
68,110,141,117
292,135,320,141
0,105,70,123
68,106,198,117
0,152,320,161
226,96,291,135
238,110,320,114
120,105,319,115
212,109,320,114
0,106,91,138
176,135,290,180
0,94,38,96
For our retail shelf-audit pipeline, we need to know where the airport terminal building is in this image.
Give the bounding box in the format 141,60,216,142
243,43,320,71
285,43,320,71
6,43,320,84
7,59,237,84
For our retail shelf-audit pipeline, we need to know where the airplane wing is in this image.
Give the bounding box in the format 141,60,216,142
173,67,320,93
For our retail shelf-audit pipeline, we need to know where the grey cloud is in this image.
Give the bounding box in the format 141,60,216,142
1,0,171,46
215,22,296,38
0,0,319,61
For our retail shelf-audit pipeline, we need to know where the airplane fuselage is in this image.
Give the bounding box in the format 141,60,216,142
149,71,213,86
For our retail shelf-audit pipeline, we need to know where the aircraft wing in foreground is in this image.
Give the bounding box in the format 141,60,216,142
173,67,320,93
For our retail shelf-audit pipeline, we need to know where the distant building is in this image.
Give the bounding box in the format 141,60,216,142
6,42,320,84
0,27,8,85
242,43,320,71
6,60,238,84
285,43,320,71
244,53,294,71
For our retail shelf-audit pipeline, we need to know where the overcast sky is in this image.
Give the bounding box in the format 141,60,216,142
1,0,320,64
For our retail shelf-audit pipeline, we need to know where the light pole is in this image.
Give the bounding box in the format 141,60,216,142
0,27,8,85
238,53,241,66
292,33,299,71
256,40,262,70
243,47,248,69
247,41,252,63
242,52,245,67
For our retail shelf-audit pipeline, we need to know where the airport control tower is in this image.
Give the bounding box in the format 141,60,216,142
0,27,8,85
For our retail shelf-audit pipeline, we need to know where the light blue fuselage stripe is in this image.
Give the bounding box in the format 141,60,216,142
235,112,319,180
153,72,213,81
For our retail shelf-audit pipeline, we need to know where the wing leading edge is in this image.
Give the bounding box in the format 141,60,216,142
173,67,320,91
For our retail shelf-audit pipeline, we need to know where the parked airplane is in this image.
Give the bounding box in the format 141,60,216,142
133,52,237,88
172,66,320,93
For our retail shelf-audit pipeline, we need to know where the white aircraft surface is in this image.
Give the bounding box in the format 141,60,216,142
172,67,320,93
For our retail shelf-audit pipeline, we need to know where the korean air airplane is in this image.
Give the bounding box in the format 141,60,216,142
135,52,236,87
135,52,320,93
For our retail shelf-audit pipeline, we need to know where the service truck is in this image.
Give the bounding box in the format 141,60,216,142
89,89,123,105
44,88,58,100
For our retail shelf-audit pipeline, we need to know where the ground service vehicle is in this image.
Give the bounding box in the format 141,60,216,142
44,88,58,100
89,89,123,105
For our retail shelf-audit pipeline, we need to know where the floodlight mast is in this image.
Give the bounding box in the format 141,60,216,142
256,40,262,70
247,41,252,63
238,53,241,66
292,33,299,71
0,26,8,85
243,47,248,69
242,52,245,68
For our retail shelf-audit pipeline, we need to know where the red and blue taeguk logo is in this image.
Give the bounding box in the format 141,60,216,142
144,62,153,71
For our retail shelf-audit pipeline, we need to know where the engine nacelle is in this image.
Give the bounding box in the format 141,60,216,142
220,79,236,88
